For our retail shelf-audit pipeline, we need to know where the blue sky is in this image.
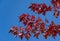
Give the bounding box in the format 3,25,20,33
0,0,60,41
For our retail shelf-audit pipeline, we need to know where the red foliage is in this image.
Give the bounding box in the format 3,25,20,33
51,0,60,18
29,3,52,15
9,14,60,40
9,0,60,41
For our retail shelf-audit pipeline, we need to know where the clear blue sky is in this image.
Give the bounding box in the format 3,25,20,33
0,0,60,41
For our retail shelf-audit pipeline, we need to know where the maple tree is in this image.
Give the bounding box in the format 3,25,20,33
9,0,60,41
